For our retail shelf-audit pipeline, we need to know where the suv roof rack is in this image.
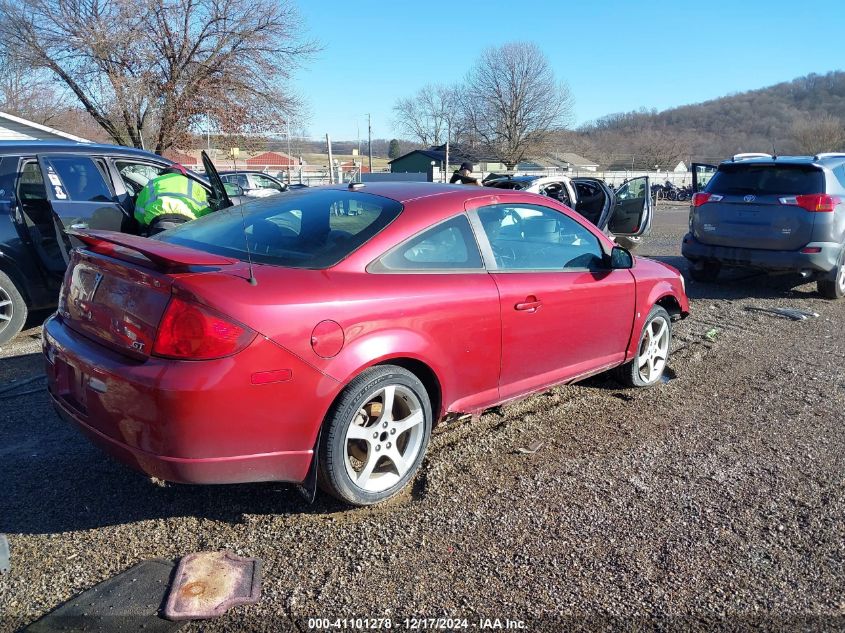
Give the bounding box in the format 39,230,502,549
813,152,845,160
731,152,773,161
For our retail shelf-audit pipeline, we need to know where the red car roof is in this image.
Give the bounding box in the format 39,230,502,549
324,182,483,203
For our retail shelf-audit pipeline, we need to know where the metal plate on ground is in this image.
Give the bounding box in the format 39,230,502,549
163,551,261,621
25,558,182,633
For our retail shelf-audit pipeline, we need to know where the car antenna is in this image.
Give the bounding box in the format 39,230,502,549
231,156,258,286
771,142,778,160
238,204,258,286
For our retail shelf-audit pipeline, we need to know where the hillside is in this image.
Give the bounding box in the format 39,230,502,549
573,71,845,166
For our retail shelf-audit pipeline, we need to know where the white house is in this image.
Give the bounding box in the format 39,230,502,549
0,111,90,143
516,152,600,173
556,152,599,172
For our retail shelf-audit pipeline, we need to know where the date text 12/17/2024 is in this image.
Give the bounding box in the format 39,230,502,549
306,617,527,630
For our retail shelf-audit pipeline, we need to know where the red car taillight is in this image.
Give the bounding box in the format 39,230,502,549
779,193,839,212
152,296,256,360
691,192,722,207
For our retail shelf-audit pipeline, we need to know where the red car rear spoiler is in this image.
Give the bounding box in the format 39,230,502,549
68,229,239,270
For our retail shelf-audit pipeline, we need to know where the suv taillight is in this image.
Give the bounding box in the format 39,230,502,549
778,193,839,212
152,296,256,360
692,192,722,207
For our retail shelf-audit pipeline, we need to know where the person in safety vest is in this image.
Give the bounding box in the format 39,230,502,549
134,164,213,235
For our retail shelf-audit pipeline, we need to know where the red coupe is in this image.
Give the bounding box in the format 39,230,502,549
43,182,688,505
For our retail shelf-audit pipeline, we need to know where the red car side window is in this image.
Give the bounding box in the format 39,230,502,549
476,204,604,271
370,214,483,272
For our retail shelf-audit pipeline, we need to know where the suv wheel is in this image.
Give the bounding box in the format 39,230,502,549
0,271,27,347
817,251,845,300
689,260,721,283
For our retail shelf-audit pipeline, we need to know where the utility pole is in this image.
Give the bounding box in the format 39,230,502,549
286,121,292,184
367,113,373,173
326,134,334,184
445,119,451,183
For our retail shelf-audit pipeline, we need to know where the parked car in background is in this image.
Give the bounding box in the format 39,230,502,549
0,142,236,345
683,153,845,298
43,182,688,506
484,174,653,251
219,170,288,197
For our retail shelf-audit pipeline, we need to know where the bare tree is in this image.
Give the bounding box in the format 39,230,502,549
575,110,693,169
790,114,845,154
626,128,693,170
460,42,574,168
0,0,318,153
0,43,65,125
393,84,459,147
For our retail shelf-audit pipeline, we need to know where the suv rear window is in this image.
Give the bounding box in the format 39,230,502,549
160,189,402,269
708,164,825,196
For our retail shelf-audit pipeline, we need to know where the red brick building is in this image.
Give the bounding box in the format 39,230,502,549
245,151,296,170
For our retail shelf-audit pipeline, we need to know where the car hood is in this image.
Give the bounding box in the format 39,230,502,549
635,256,682,278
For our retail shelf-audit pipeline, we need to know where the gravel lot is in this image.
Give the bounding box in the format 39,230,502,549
1,204,844,631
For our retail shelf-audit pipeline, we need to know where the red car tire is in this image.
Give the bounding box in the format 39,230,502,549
318,365,432,506
615,306,672,388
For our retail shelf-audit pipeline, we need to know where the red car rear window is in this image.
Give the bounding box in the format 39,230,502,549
160,189,402,269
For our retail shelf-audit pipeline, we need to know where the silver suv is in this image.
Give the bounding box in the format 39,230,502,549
682,153,845,299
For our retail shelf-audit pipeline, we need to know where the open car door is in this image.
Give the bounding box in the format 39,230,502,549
691,163,718,193
201,150,234,210
36,154,129,264
570,177,615,229
608,176,652,237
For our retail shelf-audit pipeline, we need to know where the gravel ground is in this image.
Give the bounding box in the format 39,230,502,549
1,204,844,632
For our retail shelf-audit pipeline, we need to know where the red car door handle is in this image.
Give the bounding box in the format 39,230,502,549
515,296,542,312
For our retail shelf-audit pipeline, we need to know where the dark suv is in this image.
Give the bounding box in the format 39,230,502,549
682,153,845,299
0,142,235,345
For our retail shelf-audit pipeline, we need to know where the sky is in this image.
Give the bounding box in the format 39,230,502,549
293,0,845,142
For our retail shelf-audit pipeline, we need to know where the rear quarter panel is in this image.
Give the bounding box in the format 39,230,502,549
174,267,503,419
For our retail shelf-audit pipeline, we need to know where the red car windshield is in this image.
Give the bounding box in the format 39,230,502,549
159,189,403,269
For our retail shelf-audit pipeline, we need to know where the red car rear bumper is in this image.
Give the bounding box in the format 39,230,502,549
50,393,313,484
43,314,337,485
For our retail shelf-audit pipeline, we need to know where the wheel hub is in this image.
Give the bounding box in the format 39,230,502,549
344,384,425,493
637,316,669,383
